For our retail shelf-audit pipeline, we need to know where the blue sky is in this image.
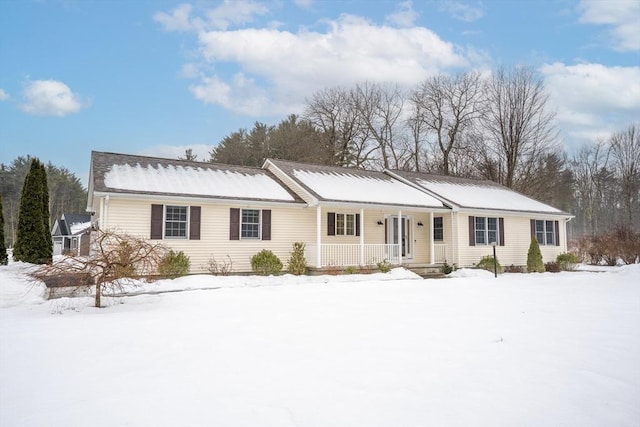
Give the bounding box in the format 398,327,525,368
1,0,638,185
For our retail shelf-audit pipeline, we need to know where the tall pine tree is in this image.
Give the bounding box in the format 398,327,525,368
13,159,52,264
0,194,8,265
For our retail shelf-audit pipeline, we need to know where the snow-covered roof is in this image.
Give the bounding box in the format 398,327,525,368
267,159,444,209
69,221,91,235
390,170,566,215
91,152,300,203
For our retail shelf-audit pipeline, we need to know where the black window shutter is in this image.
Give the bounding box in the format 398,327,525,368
468,216,475,246
327,212,335,236
530,219,536,239
151,204,163,239
189,206,201,240
384,219,388,244
555,220,560,246
499,217,505,246
355,214,360,236
262,209,271,240
230,208,240,240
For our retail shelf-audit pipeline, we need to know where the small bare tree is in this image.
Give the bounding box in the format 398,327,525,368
35,230,168,307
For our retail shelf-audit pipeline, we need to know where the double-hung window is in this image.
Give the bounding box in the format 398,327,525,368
433,217,444,241
474,216,499,245
241,209,260,239
534,220,556,245
165,206,188,238
336,213,356,236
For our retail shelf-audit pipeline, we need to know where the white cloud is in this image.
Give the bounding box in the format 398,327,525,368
293,0,314,9
138,144,214,161
439,1,484,22
540,62,640,146
0,88,9,101
185,13,468,116
578,0,640,51
19,79,88,117
386,1,419,28
154,0,269,32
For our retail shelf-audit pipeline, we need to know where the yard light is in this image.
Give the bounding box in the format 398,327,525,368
491,241,497,278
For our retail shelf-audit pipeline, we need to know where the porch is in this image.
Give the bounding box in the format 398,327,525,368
305,243,448,268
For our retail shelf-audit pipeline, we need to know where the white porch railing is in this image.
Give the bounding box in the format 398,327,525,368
306,244,401,268
434,243,447,264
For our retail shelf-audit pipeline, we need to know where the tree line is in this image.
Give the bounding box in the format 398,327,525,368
205,65,639,240
0,156,87,247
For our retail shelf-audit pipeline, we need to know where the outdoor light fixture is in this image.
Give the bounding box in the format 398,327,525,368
417,221,424,227
491,241,498,278
377,220,384,225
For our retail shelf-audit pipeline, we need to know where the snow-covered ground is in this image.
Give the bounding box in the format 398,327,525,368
1,261,639,427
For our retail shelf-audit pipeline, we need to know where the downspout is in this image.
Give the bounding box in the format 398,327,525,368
429,212,435,265
103,195,109,230
316,205,322,268
359,208,364,266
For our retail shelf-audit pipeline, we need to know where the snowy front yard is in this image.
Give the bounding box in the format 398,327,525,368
1,263,639,427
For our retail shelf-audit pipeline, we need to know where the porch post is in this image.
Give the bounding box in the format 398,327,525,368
450,211,456,266
316,205,322,268
429,212,435,265
397,209,402,265
359,208,364,266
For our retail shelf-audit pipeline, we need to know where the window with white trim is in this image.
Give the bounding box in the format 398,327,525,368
241,209,260,239
165,206,188,238
336,213,356,236
475,216,498,245
535,220,556,245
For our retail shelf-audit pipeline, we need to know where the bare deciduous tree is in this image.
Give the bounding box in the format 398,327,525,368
481,66,558,191
410,71,484,175
351,82,406,169
610,124,640,229
304,87,371,166
35,231,168,307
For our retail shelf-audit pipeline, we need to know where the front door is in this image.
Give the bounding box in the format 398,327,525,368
387,216,412,259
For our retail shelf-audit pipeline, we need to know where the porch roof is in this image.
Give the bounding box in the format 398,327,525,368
266,159,445,209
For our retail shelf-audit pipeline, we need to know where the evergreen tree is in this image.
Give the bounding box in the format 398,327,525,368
527,236,545,273
13,159,52,264
38,162,53,261
0,195,8,265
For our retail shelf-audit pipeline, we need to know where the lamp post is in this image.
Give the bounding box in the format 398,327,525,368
491,241,497,278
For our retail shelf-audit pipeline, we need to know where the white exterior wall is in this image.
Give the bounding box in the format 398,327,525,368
456,213,568,268
97,196,317,273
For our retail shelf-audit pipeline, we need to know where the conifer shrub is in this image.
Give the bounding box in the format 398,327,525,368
251,249,283,275
476,255,502,274
287,242,307,275
439,261,454,274
158,250,191,278
13,158,52,264
527,236,545,273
